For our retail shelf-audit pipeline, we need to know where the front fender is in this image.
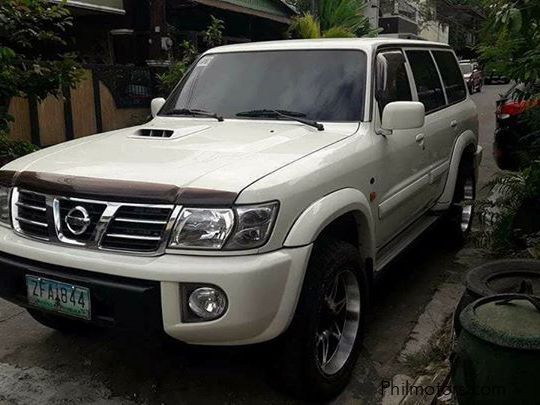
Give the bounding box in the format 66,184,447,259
283,188,375,260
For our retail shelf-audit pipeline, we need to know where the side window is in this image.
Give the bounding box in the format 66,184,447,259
432,51,467,104
405,50,446,113
375,50,412,113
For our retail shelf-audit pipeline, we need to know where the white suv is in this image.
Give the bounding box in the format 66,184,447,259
0,39,480,399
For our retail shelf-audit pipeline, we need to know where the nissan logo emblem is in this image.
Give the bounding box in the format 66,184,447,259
65,206,91,235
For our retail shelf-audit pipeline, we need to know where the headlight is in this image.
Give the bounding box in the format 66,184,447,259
0,186,10,226
169,208,234,249
168,202,278,250
225,202,278,250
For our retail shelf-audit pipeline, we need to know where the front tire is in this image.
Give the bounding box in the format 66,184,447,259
272,238,368,400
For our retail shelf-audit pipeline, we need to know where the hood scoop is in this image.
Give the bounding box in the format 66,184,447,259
130,125,210,140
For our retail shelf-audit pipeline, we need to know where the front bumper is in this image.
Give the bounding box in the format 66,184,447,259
0,227,312,345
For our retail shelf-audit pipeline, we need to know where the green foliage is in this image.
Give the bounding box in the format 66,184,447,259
475,161,540,256
0,132,39,166
318,0,377,36
323,26,356,38
0,0,83,133
289,0,379,39
156,60,188,95
158,16,225,95
289,14,321,38
203,16,225,48
479,0,540,88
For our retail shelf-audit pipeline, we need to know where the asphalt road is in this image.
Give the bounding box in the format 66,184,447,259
0,84,512,405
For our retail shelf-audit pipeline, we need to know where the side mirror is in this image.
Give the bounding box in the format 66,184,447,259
151,98,166,118
380,101,425,135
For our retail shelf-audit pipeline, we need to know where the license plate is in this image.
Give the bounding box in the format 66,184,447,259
26,275,91,320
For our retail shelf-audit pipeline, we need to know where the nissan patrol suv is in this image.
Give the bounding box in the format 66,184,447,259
0,39,480,399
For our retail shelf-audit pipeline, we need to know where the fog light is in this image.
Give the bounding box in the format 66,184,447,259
188,287,227,320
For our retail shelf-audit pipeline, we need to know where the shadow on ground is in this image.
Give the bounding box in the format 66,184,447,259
0,220,474,405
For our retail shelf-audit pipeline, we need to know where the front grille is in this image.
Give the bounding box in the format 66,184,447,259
101,206,173,252
11,188,176,255
58,199,106,241
14,190,49,239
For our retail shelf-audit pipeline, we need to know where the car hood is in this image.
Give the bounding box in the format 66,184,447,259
4,117,357,193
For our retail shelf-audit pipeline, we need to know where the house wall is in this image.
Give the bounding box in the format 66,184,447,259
419,21,449,43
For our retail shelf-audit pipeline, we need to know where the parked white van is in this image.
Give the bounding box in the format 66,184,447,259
0,38,480,399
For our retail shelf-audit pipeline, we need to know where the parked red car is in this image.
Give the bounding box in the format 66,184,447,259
460,60,483,93
494,82,540,170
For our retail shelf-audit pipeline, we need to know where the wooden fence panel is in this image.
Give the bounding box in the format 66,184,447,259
100,82,149,132
7,97,32,143
71,73,97,138
37,95,65,146
6,65,153,146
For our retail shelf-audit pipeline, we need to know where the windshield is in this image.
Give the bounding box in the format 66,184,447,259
160,50,367,122
459,63,473,75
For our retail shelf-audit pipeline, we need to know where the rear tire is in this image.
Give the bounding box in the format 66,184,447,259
27,309,99,335
271,238,368,400
446,157,476,242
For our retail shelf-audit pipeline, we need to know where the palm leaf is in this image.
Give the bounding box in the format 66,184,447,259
289,13,321,39
323,26,355,38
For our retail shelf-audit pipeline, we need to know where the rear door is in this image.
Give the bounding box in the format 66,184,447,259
404,49,455,204
430,50,468,195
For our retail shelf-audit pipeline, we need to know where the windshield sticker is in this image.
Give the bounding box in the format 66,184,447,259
197,56,214,67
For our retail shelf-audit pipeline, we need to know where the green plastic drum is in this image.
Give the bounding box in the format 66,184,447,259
452,294,540,404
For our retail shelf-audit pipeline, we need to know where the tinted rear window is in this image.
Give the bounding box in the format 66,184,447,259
406,50,446,113
433,51,467,104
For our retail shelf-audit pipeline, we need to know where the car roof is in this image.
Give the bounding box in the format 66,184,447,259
207,38,451,54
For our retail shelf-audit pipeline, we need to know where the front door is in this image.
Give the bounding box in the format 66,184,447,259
372,49,433,248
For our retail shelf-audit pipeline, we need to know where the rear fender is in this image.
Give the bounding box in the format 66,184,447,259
433,130,478,210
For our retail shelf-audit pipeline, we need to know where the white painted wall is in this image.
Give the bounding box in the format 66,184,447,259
419,20,449,43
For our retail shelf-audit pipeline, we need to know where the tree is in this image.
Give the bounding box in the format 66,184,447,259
289,0,379,39
479,0,540,89
0,0,83,132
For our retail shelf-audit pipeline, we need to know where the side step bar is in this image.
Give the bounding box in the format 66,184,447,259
375,214,440,272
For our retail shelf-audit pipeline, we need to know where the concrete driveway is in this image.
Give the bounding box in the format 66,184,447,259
0,84,512,405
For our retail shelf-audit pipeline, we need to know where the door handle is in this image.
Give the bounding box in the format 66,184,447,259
415,133,425,150
450,120,458,128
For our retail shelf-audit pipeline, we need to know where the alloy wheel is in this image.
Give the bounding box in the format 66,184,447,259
315,269,361,375
459,177,475,233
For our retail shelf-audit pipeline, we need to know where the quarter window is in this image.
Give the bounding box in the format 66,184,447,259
406,50,446,113
432,51,467,104
376,50,412,113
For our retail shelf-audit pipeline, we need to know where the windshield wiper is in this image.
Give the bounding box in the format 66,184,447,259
236,109,324,131
163,108,224,122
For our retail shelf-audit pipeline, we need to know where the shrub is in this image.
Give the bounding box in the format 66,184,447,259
156,60,188,95
0,132,39,166
157,17,225,95
0,0,83,131
475,160,540,256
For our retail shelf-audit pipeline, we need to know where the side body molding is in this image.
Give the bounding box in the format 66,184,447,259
283,188,375,260
433,129,477,211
